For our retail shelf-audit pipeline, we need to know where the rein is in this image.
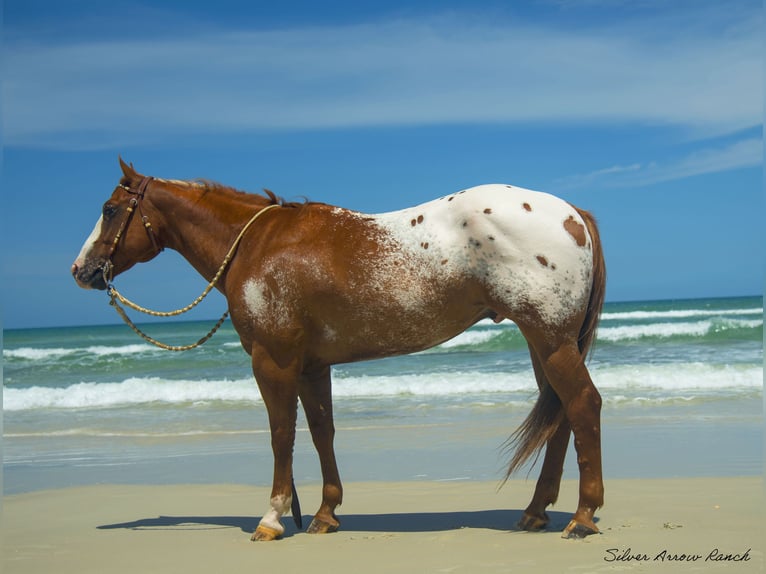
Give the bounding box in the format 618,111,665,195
103,180,280,351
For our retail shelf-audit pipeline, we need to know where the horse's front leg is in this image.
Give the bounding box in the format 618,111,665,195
298,367,343,534
250,347,300,541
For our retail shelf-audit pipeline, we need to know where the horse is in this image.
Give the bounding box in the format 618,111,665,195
72,158,606,541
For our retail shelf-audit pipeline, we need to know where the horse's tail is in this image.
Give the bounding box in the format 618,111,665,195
503,209,606,481
575,208,606,359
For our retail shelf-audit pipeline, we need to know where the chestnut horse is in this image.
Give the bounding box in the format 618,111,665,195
72,159,606,540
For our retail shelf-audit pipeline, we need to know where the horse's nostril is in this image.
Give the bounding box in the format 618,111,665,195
71,263,79,276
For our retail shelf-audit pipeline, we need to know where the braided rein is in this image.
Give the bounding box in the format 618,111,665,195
103,183,280,351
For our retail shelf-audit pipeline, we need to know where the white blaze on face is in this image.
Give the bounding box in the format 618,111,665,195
73,215,104,269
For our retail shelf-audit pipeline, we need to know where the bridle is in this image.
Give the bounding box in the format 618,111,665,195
101,176,162,285
100,176,280,351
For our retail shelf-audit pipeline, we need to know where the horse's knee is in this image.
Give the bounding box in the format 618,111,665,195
323,483,343,507
568,384,601,428
540,345,598,410
582,384,602,410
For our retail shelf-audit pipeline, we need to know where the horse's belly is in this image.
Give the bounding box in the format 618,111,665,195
314,298,487,364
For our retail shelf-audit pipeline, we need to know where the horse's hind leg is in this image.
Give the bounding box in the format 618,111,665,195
537,340,603,538
517,345,573,532
298,367,343,534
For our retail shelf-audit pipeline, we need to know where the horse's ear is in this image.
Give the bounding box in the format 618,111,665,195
118,156,138,180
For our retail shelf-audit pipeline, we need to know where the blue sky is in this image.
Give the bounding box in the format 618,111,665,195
2,0,762,329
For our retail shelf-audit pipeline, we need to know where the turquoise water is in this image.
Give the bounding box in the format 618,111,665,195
3,296,762,493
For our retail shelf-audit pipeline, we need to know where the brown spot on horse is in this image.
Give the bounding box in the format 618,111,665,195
564,215,587,247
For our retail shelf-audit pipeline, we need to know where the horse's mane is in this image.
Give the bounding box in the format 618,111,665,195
194,179,311,208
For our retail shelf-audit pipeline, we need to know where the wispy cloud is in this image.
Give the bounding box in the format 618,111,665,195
3,7,762,149
556,137,763,189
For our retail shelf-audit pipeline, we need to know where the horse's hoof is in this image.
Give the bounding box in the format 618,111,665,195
562,519,599,539
307,517,340,534
251,525,282,541
517,512,549,531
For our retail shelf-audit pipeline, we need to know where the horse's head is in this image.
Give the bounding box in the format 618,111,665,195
72,158,164,290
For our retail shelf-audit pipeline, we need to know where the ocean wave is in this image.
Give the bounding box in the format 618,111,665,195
4,363,760,412
3,347,75,361
598,318,763,342
84,344,159,356
437,330,505,348
4,343,159,362
3,377,261,411
591,363,761,392
5,310,762,365
439,317,762,351
602,307,762,321
3,428,272,439
333,371,535,397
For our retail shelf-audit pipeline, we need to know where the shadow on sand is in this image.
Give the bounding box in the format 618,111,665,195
98,508,584,537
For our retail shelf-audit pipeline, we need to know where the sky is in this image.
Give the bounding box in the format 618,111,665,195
1,0,763,329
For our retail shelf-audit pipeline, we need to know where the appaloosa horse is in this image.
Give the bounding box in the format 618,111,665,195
72,159,606,540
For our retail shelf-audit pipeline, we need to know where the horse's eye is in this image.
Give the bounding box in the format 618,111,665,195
102,203,117,219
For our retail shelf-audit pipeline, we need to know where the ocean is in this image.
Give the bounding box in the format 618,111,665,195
3,296,763,495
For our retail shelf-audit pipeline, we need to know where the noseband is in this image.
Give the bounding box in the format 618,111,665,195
102,176,163,284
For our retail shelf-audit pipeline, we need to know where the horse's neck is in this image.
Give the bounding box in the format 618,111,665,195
153,184,265,288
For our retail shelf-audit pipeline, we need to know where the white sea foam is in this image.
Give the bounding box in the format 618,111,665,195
3,428,272,439
3,347,74,361
591,363,761,393
3,363,761,412
333,371,535,397
4,343,159,361
446,316,761,346
461,306,762,327
598,318,761,342
83,344,158,356
3,377,261,411
5,309,761,365
438,330,501,348
602,307,762,321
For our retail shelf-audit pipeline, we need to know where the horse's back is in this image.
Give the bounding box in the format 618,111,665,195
372,184,596,328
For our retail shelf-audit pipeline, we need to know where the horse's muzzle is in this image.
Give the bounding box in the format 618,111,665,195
71,261,108,290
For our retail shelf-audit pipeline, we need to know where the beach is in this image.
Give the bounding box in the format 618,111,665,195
3,478,763,573
3,296,764,571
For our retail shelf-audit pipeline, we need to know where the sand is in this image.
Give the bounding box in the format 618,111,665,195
3,477,763,573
